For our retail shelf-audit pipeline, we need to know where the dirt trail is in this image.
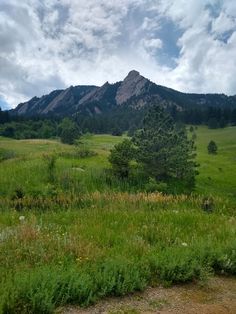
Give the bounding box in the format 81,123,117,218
61,277,236,314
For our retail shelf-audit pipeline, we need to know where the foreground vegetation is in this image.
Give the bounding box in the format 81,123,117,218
0,126,236,313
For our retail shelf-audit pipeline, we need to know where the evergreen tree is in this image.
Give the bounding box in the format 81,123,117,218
132,106,197,188
127,125,136,137
219,117,227,128
207,118,219,129
1,125,15,137
0,107,9,124
189,126,194,132
108,139,135,178
208,140,218,154
59,118,80,145
231,109,236,126
40,121,55,138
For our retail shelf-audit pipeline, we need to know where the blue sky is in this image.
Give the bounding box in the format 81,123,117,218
0,97,10,110
0,0,236,109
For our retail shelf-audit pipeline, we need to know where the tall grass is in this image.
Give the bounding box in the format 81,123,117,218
0,200,236,313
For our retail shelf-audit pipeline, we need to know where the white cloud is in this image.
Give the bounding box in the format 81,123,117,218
212,11,236,35
143,38,163,49
0,0,236,108
155,0,236,95
156,0,208,28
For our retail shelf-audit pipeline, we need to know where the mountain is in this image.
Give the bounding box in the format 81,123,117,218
12,70,236,117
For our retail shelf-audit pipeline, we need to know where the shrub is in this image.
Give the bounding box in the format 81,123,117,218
208,140,217,154
201,197,214,213
109,139,135,178
11,187,25,200
144,178,168,193
189,126,194,132
59,118,81,145
112,127,123,136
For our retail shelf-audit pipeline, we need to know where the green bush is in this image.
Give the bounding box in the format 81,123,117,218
208,140,218,154
109,139,135,178
144,178,168,193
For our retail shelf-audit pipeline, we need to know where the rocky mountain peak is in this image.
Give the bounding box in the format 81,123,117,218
125,70,140,80
116,70,149,105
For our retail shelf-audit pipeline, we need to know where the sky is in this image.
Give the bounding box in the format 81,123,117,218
0,0,236,109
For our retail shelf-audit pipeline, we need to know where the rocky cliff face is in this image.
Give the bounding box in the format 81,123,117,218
115,70,149,105
12,70,236,116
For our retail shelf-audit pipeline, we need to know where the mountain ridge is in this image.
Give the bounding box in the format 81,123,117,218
12,70,236,117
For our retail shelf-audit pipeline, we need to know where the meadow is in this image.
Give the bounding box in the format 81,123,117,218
0,126,236,313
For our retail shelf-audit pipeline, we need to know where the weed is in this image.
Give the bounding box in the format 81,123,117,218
201,197,214,213
43,153,57,183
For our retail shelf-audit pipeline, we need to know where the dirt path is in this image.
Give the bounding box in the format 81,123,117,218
61,277,236,314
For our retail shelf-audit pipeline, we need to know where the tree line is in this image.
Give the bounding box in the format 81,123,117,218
175,106,236,128
1,105,236,140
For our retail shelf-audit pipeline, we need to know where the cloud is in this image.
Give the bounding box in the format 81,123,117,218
142,38,163,50
156,0,236,94
0,0,236,108
212,11,236,35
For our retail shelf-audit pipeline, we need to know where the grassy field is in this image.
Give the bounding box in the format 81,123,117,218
0,127,236,199
195,126,236,199
0,126,236,313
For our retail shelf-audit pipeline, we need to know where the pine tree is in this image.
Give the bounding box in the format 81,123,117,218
219,117,227,128
132,106,197,188
208,118,219,129
231,109,236,126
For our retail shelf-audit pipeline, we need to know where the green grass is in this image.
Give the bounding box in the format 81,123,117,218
195,126,236,199
0,134,130,197
0,197,236,313
0,127,236,313
0,137,74,157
